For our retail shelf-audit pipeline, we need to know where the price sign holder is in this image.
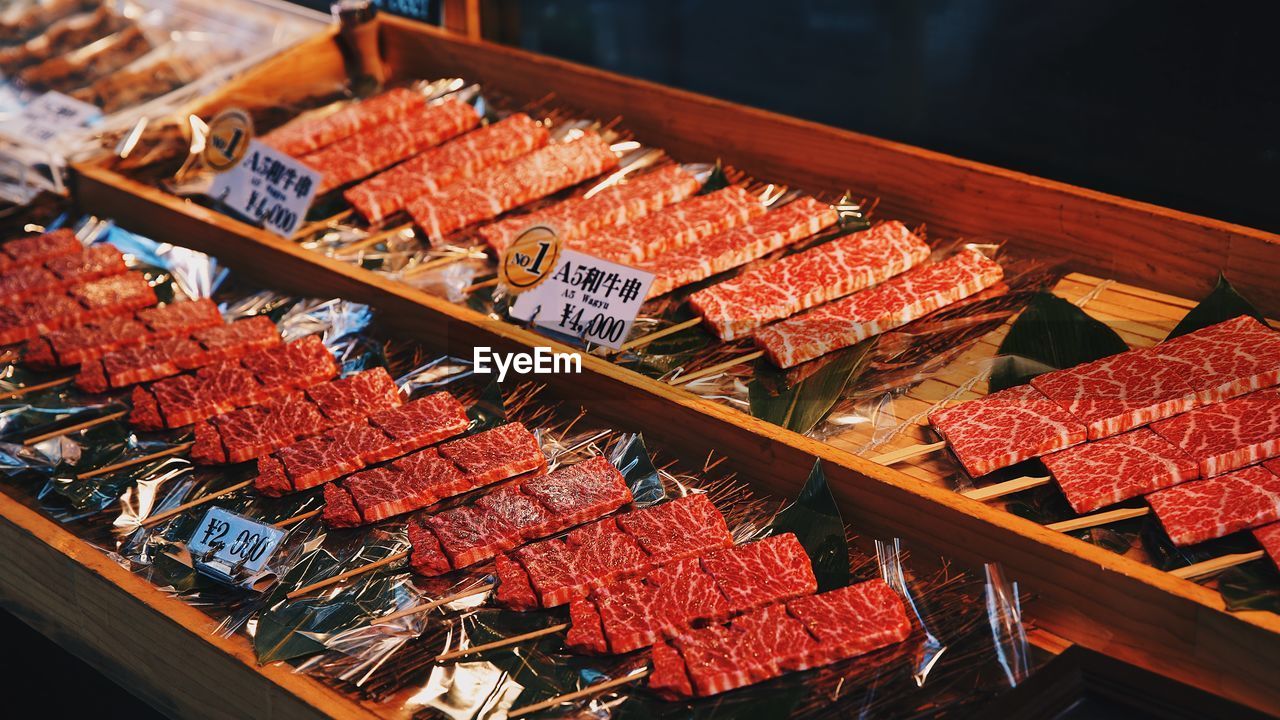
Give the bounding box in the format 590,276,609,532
186,506,286,585
209,139,319,238
510,248,654,350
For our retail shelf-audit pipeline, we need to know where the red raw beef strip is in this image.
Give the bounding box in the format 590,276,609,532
616,492,732,563
520,519,651,607
195,360,269,412
407,515,452,575
566,593,610,653
136,374,202,428
255,455,293,497
191,420,228,463
689,221,930,341
785,579,913,667
1147,465,1280,546
275,421,396,491
700,533,816,611
1044,428,1201,514
521,455,630,527
322,483,363,528
756,248,1005,368
346,449,467,523
0,292,84,344
303,366,402,424
407,132,619,244
1031,347,1200,440
366,391,468,455
191,315,280,362
426,504,522,569
78,336,195,391
474,486,554,545
240,335,337,390
640,196,839,299
345,113,550,223
1254,522,1280,570
1150,386,1280,476
127,385,163,429
439,421,545,485
259,390,331,441
0,229,81,272
479,163,699,256
303,97,479,194
138,299,223,336
70,273,156,314
1155,315,1280,403
494,553,541,610
45,243,125,284
192,404,271,464
260,87,423,157
572,186,764,266
929,384,1088,477
0,265,56,301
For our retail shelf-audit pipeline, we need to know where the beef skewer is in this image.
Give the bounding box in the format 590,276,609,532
0,272,156,346
407,132,620,244
321,421,545,526
0,244,126,304
302,96,481,195
507,578,911,715
0,228,84,274
25,299,223,368
260,87,426,158
129,334,337,430
345,113,551,224
479,164,702,257
75,315,280,392
286,455,636,599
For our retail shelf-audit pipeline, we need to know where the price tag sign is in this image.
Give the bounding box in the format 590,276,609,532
187,506,285,577
0,91,100,144
209,139,318,237
510,249,654,350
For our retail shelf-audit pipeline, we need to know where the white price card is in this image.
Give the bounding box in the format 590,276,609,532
510,249,654,350
0,91,100,145
187,506,285,576
209,139,319,238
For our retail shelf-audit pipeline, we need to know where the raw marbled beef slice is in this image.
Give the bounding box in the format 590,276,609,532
1147,465,1280,546
1149,386,1280,477
1044,428,1201,514
1154,315,1280,403
929,384,1088,477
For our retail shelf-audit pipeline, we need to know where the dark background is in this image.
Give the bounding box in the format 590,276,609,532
10,1,1277,715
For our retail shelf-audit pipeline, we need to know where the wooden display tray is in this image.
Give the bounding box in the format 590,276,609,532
69,15,1280,714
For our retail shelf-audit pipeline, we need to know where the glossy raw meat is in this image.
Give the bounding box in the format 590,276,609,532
367,392,469,455
930,384,1089,477
616,492,732,562
1150,387,1280,476
438,422,545,485
1154,316,1280,403
1044,428,1201,513
1147,465,1280,546
690,220,930,341
0,228,81,273
260,87,423,157
1254,522,1280,570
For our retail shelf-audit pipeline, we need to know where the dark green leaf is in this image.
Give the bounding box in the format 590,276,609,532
1166,272,1269,340
698,160,729,194
255,575,401,663
989,292,1128,392
748,341,872,435
1219,563,1280,613
768,460,849,591
467,380,507,432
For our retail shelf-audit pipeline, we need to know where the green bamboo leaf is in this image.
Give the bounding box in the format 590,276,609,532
254,575,399,664
768,460,849,592
467,379,507,432
1219,563,1280,613
748,341,872,435
989,292,1128,392
698,160,729,194
1166,272,1269,340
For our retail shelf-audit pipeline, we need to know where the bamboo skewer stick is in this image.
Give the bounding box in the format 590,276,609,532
1045,506,1149,533
869,441,946,466
435,622,569,663
463,277,500,294
77,442,193,479
0,375,76,400
402,246,485,278
274,508,321,529
140,479,252,528
961,475,1052,501
1170,550,1266,580
286,550,409,599
509,669,652,718
292,209,354,239
22,409,129,446
669,351,764,386
335,221,413,256
373,583,494,625
619,317,702,352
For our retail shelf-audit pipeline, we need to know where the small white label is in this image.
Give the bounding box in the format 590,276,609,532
187,506,285,576
210,139,319,237
0,91,100,144
510,249,654,350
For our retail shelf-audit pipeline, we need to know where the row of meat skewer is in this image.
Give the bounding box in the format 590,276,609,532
255,85,1008,370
